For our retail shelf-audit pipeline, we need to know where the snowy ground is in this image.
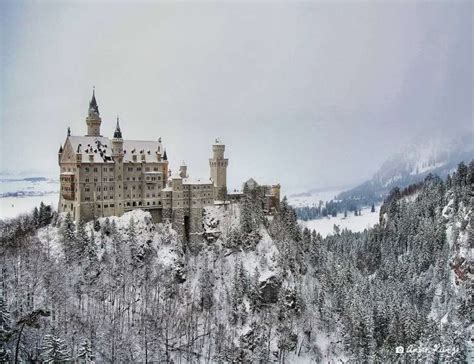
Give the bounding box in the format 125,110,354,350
0,176,59,219
300,205,380,237
287,187,343,208
0,193,59,220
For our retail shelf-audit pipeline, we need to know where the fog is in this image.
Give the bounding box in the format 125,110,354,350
1,1,472,192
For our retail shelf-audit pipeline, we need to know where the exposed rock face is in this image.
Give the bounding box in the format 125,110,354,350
259,276,281,304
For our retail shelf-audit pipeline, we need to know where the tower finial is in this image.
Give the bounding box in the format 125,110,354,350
89,87,99,116
113,116,122,139
67,127,71,136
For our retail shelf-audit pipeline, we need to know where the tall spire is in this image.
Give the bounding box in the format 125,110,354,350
88,86,99,116
114,116,122,139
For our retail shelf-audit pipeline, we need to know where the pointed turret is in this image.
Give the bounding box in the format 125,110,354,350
86,87,102,136
58,144,63,153
163,149,168,161
89,87,99,116
113,117,122,139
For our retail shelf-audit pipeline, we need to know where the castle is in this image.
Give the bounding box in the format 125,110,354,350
58,90,280,240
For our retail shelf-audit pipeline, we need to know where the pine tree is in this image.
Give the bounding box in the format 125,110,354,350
93,218,101,232
249,267,261,313
33,207,40,227
60,212,76,262
76,219,90,261
77,339,94,363
41,327,70,363
199,256,214,311
0,294,12,362
39,202,53,226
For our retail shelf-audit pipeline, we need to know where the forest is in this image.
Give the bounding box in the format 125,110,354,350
0,161,472,363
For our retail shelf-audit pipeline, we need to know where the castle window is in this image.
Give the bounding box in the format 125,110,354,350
97,204,101,209
127,202,130,206
94,168,98,172
128,167,133,172
94,178,98,183
147,202,150,206
139,202,142,206
85,167,89,172
104,204,108,208
85,178,89,183
137,167,141,171
110,204,114,208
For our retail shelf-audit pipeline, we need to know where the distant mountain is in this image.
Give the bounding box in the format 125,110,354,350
337,130,474,202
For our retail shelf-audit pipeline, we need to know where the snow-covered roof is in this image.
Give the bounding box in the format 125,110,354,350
183,177,212,185
67,136,164,164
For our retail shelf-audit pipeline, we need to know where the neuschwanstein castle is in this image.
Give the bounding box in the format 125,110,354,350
58,90,280,240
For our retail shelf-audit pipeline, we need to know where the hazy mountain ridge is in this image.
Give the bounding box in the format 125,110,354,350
338,131,474,202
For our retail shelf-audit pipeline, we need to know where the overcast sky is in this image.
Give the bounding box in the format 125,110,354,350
1,1,472,192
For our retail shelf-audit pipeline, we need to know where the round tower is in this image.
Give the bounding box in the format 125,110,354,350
86,87,102,137
179,161,187,178
209,139,228,201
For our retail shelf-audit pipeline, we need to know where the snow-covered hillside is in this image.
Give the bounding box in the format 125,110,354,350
0,164,471,362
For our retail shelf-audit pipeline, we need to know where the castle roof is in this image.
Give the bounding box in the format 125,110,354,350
67,135,165,164
183,177,212,185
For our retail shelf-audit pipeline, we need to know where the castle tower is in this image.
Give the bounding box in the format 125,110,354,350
112,117,124,217
209,139,228,201
179,161,187,178
85,87,102,137
58,144,63,165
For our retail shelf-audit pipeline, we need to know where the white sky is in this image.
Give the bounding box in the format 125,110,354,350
1,1,472,192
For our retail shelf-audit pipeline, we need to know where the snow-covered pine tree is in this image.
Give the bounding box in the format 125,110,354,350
0,293,12,362
41,327,70,363
77,339,94,363
60,212,76,262
199,254,214,311
249,267,261,313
